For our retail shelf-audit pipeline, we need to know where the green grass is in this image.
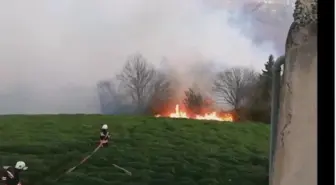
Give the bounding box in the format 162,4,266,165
0,115,269,185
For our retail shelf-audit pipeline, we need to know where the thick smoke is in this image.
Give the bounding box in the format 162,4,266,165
0,0,292,114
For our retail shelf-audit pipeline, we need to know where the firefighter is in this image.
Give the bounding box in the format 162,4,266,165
99,124,110,147
1,161,28,185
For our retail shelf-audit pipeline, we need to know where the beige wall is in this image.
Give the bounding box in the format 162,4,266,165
272,23,317,185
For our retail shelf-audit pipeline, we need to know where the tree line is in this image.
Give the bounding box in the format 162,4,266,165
97,53,277,123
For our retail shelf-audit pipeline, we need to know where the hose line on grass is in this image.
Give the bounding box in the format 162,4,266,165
53,138,132,182
29,136,131,185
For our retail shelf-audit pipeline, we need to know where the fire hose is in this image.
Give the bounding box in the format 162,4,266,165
23,135,132,185
53,137,132,182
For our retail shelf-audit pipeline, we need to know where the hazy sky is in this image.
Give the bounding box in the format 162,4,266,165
0,0,293,114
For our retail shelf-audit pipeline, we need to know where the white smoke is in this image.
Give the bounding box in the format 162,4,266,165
0,0,292,114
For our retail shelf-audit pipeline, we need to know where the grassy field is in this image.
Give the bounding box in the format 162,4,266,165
0,115,269,185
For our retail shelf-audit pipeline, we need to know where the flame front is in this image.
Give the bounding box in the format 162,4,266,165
155,104,234,122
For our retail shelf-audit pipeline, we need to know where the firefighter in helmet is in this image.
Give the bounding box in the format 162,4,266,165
99,124,110,147
1,161,28,185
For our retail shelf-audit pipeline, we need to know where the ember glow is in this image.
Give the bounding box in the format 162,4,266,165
155,104,234,122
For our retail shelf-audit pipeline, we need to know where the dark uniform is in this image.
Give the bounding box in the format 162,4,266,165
99,124,109,147
0,166,21,185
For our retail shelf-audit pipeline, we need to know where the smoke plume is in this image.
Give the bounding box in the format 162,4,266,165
0,0,293,114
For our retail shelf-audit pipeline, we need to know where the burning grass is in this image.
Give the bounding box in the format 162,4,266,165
155,104,235,122
0,115,269,185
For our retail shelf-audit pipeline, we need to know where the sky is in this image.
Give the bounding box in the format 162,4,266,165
0,0,293,114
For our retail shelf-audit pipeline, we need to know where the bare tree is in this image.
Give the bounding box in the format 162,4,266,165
147,71,174,114
183,88,203,115
183,84,213,115
151,72,172,101
213,67,259,110
97,79,135,114
97,80,116,114
117,54,157,111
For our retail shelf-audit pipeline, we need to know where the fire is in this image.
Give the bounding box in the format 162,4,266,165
155,104,234,122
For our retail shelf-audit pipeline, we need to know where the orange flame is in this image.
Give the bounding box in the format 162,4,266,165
155,104,234,122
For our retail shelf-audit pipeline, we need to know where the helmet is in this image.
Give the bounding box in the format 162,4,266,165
15,161,28,171
102,124,108,130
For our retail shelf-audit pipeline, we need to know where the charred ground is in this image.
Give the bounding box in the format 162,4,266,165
0,115,269,185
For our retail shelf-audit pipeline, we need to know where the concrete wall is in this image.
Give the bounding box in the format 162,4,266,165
272,22,317,185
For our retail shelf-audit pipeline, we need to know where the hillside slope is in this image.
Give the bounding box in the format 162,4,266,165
0,115,269,185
